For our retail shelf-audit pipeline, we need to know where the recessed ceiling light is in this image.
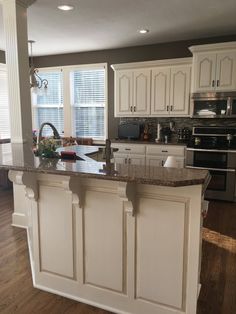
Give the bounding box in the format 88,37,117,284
139,29,149,34
57,5,74,11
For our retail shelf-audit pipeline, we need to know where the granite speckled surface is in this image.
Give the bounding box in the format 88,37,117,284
0,143,210,187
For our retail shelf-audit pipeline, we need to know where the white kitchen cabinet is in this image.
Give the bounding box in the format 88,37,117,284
112,143,185,168
114,68,151,117
113,153,146,166
133,69,151,116
151,67,170,116
114,70,133,116
170,65,191,115
151,65,191,116
216,51,236,90
146,155,165,167
112,58,192,117
189,42,236,92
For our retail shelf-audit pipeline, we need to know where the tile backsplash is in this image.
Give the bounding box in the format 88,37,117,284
119,117,236,141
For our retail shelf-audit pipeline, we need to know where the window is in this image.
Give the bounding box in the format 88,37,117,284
70,67,106,140
31,64,107,142
0,65,10,139
32,70,64,137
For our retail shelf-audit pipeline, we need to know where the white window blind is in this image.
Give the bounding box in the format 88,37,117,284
0,67,10,139
71,67,106,140
32,70,64,137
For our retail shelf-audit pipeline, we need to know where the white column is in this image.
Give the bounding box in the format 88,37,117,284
1,0,36,143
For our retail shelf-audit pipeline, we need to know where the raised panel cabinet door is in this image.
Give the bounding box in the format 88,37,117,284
135,197,187,310
115,70,133,116
151,67,170,116
216,51,236,91
83,189,126,293
128,154,146,166
170,65,191,116
194,53,217,91
133,69,151,116
146,156,164,167
113,153,128,164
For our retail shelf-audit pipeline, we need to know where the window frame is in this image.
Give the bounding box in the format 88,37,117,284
0,63,11,140
33,63,108,144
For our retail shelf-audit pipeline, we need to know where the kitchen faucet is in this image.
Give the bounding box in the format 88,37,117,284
37,122,61,145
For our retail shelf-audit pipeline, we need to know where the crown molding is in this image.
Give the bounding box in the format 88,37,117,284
111,57,192,71
189,41,236,53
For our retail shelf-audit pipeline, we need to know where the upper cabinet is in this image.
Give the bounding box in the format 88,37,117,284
114,69,150,116
151,65,191,116
189,42,236,92
112,58,192,117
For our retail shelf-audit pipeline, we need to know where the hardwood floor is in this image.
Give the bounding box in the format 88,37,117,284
0,189,235,314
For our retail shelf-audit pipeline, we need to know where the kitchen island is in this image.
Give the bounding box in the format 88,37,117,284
0,143,210,314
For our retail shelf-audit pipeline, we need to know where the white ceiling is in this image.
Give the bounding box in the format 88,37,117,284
0,0,236,56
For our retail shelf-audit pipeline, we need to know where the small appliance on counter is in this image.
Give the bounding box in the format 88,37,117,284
118,122,142,140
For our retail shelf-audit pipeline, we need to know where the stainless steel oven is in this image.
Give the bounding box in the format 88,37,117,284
186,149,236,201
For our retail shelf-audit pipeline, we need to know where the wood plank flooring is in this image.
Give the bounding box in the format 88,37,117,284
0,188,235,314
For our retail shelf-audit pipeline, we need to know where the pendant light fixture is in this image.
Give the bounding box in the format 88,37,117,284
28,40,48,92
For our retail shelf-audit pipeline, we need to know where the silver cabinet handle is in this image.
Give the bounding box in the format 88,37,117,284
170,105,173,111
212,80,215,87
161,160,164,166
128,158,131,164
130,106,132,112
133,106,136,112
167,105,169,112
217,80,220,87
125,158,127,164
161,150,168,153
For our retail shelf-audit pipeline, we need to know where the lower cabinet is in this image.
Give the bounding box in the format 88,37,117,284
146,155,185,168
113,153,146,166
112,143,186,168
19,173,202,314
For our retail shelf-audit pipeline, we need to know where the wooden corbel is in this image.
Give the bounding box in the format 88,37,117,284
69,177,84,209
117,181,136,216
8,170,38,201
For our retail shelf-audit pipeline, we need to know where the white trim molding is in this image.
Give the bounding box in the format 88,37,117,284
111,57,192,71
189,41,236,53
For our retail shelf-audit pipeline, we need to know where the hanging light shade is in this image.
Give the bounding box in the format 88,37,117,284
28,40,48,91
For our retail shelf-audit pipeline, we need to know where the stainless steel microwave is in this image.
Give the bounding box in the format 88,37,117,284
190,92,236,118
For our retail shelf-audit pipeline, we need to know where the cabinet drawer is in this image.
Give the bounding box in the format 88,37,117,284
146,145,185,157
111,143,146,155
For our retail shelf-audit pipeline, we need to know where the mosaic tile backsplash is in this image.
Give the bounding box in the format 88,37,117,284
119,117,236,142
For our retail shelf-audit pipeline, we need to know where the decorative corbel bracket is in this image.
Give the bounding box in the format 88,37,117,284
117,181,136,216
69,177,84,209
8,170,38,201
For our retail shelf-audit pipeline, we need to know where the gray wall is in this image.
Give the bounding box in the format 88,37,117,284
3,34,236,138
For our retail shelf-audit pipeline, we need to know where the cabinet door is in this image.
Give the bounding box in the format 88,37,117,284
151,67,170,116
133,69,151,116
175,157,185,168
216,51,236,91
115,70,133,117
128,154,146,166
113,153,127,164
169,65,191,116
194,53,217,91
146,156,164,167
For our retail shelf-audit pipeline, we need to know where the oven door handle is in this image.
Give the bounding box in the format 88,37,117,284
186,166,236,173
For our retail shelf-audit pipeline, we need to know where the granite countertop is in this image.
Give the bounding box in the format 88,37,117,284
0,143,210,187
111,139,187,146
